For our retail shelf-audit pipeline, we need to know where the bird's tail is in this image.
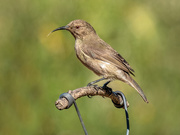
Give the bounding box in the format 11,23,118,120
125,75,149,103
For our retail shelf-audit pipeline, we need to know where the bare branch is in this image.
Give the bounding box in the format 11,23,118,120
55,86,129,110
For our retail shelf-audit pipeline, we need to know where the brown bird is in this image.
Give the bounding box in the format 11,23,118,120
50,19,148,103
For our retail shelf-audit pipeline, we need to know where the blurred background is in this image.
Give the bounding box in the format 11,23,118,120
0,0,180,134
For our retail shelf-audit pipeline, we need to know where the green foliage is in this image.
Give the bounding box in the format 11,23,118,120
0,0,180,134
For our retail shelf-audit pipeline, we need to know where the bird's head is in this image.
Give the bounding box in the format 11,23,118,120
50,20,96,39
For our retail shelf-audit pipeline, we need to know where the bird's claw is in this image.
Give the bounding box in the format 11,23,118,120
87,85,99,98
87,95,92,98
102,84,112,95
87,82,93,86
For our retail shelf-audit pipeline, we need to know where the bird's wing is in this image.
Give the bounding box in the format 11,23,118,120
82,40,135,76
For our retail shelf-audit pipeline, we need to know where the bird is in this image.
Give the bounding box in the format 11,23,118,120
49,19,148,103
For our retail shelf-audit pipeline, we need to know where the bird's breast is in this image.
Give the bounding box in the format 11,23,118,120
74,39,124,79
75,39,88,62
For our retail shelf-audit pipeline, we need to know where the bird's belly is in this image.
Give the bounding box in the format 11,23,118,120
76,53,104,76
98,61,122,78
78,54,121,79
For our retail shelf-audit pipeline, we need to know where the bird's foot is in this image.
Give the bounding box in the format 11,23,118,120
87,84,99,98
87,83,98,88
87,95,92,98
102,81,112,95
87,82,93,86
87,81,99,91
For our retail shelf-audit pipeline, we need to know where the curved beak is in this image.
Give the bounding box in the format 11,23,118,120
47,25,69,37
52,25,69,33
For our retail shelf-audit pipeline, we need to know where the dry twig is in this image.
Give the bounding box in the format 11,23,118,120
55,86,129,110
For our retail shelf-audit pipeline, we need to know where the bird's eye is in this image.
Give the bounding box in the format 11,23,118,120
76,26,80,29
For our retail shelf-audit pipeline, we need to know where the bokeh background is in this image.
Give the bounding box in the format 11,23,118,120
1,0,180,135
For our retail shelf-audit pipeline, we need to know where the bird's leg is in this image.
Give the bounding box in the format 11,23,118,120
87,77,107,86
87,78,107,98
102,81,112,95
103,81,111,88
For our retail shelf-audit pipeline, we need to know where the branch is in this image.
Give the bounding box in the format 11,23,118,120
55,86,129,110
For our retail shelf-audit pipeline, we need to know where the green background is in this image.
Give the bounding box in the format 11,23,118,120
1,0,180,135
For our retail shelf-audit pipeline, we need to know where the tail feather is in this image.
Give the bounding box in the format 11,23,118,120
126,76,148,103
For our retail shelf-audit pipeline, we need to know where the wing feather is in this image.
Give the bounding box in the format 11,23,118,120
81,39,135,76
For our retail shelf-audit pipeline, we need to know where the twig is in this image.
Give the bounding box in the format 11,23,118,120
55,86,129,110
